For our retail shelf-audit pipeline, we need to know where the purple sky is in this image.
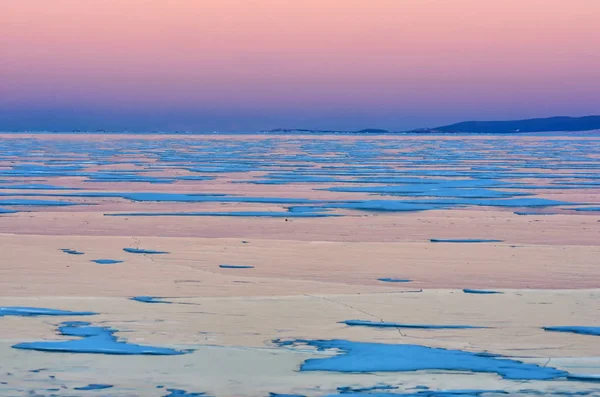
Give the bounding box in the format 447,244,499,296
1,0,599,131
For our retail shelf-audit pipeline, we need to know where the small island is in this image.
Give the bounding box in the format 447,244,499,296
261,128,390,134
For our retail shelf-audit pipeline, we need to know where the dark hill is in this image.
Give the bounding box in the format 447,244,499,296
432,116,600,133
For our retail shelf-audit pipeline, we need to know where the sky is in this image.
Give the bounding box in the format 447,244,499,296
1,0,599,132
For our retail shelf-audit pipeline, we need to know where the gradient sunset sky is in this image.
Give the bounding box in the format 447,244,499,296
1,0,599,132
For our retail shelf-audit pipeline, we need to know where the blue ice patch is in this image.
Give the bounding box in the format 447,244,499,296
12,321,189,355
91,259,123,265
274,339,567,380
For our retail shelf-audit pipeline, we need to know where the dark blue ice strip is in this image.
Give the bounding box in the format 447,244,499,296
543,326,600,336
268,394,306,397
0,199,77,206
219,264,255,269
323,185,531,199
430,239,503,243
106,211,339,218
514,211,558,215
323,201,443,212
123,248,169,254
130,296,172,304
0,184,79,190
322,389,509,397
341,320,486,329
0,307,97,317
566,374,600,382
163,389,210,397
2,191,321,204
378,278,412,283
0,192,580,217
336,384,399,393
463,289,503,295
61,248,84,255
74,384,113,391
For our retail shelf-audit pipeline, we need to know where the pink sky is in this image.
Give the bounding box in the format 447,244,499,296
1,0,599,131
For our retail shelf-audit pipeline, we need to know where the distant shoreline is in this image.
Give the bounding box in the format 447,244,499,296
2,116,599,135
1,130,599,136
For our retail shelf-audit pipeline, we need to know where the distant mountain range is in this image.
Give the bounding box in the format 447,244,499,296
264,115,600,134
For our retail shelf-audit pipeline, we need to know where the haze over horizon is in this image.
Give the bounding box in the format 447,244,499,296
1,0,599,132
